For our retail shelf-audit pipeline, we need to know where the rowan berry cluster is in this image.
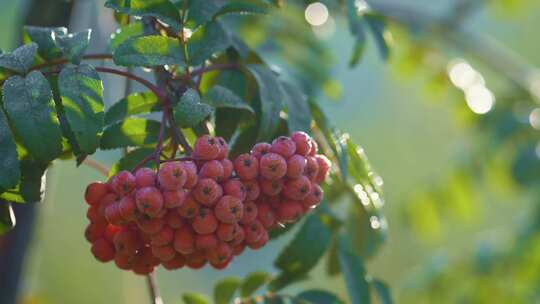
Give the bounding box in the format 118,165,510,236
83,132,330,274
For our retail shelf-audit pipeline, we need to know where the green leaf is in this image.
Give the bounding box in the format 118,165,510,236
19,158,48,203
215,1,270,18
113,35,185,67
228,124,258,158
214,277,241,304
280,81,311,133
0,109,20,190
173,88,213,128
246,65,283,141
365,14,390,60
337,236,371,304
296,290,345,304
268,272,308,292
182,293,210,304
24,26,67,60
58,65,104,155
0,43,38,73
349,40,366,67
105,0,182,31
54,30,92,64
109,147,155,177
100,118,162,149
0,202,15,234
371,279,392,304
105,91,159,125
274,212,333,275
3,71,63,162
346,0,367,67
203,85,254,113
187,21,230,66
188,0,226,26
240,271,271,298
346,138,375,186
109,22,145,50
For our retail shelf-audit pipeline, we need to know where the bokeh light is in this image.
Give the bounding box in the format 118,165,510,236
448,58,495,115
304,2,329,26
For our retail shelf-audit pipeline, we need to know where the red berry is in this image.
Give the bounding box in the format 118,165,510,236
111,171,136,195
114,253,133,270
185,251,207,269
132,248,156,275
135,187,164,217
287,155,307,179
173,227,195,255
118,196,137,221
194,135,221,160
234,153,259,180
97,193,117,217
232,243,246,256
181,161,199,189
210,258,231,270
260,178,284,196
113,228,141,256
151,226,174,246
207,242,232,264
165,210,184,229
259,153,287,180
243,180,260,201
151,244,176,262
304,156,319,181
85,223,105,242
231,225,245,246
251,142,271,159
196,233,218,250
223,179,247,201
199,160,224,182
105,203,123,225
193,178,222,206
277,201,304,223
257,203,276,229
85,182,109,205
136,216,164,235
314,155,331,184
270,136,296,158
240,201,258,224
248,230,268,250
302,183,324,208
91,238,115,262
158,161,187,190
86,205,101,223
221,158,233,181
104,224,121,242
192,208,218,234
244,220,264,244
283,176,312,200
308,138,318,156
177,195,200,218
162,254,185,270
291,131,312,156
163,189,187,209
214,195,244,224
135,168,156,188
216,223,240,242
216,137,229,159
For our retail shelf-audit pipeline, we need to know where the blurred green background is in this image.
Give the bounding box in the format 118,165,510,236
2,0,540,303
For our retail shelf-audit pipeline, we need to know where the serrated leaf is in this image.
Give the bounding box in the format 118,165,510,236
53,29,92,64
100,118,162,149
280,81,311,133
182,293,210,304
0,43,38,73
109,147,155,177
24,26,67,60
3,71,63,162
371,279,392,304
187,21,230,66
215,1,270,18
246,65,283,141
19,158,48,203
109,22,144,50
113,35,185,67
203,85,254,113
338,236,371,304
274,212,333,275
296,290,345,304
58,65,104,154
214,277,241,304
0,201,15,234
173,88,213,128
188,0,226,26
0,109,20,190
105,91,159,125
240,271,271,298
105,0,181,31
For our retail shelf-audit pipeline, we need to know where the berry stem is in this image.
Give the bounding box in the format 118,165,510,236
93,67,168,101
146,272,164,304
82,158,110,177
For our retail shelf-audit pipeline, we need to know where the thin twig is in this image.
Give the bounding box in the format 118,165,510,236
146,272,164,304
82,158,110,177
30,53,113,71
94,67,168,101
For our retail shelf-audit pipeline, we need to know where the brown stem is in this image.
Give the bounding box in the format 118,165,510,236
94,67,167,101
82,158,110,177
30,53,113,71
146,272,164,304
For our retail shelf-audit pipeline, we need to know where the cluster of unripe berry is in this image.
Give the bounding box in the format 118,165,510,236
83,132,330,274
